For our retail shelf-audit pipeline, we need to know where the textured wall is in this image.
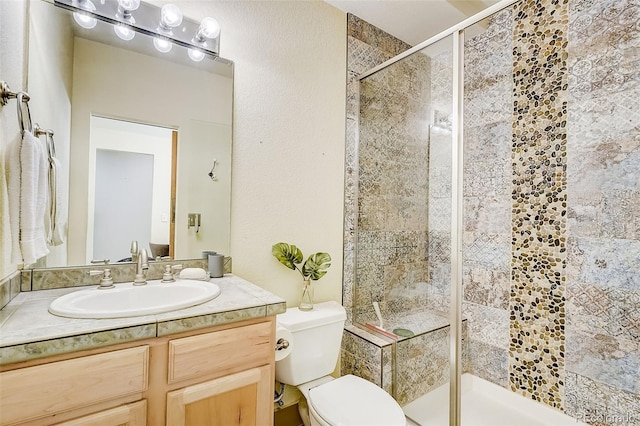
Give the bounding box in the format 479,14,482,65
340,14,411,395
356,45,431,324
171,1,347,307
462,7,513,389
343,14,412,325
565,0,640,422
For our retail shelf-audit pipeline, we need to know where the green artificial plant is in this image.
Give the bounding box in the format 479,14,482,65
271,242,331,281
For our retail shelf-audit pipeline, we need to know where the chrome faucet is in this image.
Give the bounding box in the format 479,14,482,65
133,248,149,286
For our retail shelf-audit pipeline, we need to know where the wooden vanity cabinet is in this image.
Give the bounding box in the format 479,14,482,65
166,365,272,426
162,319,274,426
0,317,276,426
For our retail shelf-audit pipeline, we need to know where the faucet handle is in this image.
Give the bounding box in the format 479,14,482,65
89,269,115,289
90,258,110,264
161,265,176,283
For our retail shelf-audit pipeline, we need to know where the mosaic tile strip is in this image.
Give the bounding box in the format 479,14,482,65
509,0,569,410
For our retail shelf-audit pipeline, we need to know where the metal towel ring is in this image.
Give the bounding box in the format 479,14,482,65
16,92,33,134
34,123,56,158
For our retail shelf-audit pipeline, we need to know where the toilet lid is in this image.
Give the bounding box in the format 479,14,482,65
308,375,405,426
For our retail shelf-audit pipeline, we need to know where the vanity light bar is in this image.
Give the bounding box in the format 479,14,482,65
54,0,220,57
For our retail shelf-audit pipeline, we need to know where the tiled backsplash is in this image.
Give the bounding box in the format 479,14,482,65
0,271,21,310
1,257,230,296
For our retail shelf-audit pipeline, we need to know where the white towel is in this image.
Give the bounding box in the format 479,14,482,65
49,157,66,246
5,132,22,264
45,155,66,246
19,130,50,265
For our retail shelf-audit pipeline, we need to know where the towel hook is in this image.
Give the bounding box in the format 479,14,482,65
208,158,218,181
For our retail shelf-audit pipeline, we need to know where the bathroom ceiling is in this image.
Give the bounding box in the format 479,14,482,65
325,0,501,46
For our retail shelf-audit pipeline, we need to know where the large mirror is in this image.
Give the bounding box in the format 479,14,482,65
26,0,233,268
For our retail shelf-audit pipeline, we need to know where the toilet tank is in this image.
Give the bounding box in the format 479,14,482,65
275,301,346,386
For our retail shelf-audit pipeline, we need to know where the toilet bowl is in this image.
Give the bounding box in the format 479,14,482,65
275,301,405,426
301,375,406,426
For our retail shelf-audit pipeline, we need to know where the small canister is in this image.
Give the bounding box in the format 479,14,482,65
203,251,225,278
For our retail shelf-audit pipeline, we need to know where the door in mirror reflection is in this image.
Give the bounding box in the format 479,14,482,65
88,116,176,263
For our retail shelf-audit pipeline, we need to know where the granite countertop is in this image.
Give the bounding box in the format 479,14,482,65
0,274,286,365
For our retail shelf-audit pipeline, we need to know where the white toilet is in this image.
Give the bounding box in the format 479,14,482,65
275,301,406,426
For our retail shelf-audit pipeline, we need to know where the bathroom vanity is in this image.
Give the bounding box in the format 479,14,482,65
0,275,285,426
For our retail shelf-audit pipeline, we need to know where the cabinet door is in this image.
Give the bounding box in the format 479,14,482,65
54,400,146,426
166,365,271,426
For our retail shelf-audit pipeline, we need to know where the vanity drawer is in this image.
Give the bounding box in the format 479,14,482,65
168,321,273,384
0,346,149,425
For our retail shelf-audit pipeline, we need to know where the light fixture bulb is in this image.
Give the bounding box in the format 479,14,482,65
72,0,97,29
199,17,220,39
160,4,183,30
73,11,97,29
153,37,173,53
114,23,135,41
117,0,140,11
187,48,205,62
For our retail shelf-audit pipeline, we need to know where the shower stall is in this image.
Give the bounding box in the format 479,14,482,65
341,0,640,425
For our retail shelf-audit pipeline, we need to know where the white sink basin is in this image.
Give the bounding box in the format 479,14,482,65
48,279,221,319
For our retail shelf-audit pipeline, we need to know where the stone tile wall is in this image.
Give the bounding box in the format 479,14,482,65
356,52,431,323
343,14,412,326
0,271,20,310
341,322,469,406
461,7,514,389
343,1,640,422
565,0,640,422
348,14,434,326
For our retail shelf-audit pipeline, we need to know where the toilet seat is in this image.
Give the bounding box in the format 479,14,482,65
308,375,405,426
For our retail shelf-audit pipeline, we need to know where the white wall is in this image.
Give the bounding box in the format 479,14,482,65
0,0,28,278
171,1,347,306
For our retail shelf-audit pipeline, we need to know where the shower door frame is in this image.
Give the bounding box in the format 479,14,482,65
353,0,520,424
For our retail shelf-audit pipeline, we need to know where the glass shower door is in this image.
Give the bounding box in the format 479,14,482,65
354,33,456,424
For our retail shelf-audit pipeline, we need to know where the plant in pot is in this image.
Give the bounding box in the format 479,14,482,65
271,242,331,311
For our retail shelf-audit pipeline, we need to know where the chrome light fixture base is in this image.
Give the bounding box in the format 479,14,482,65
54,0,220,58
